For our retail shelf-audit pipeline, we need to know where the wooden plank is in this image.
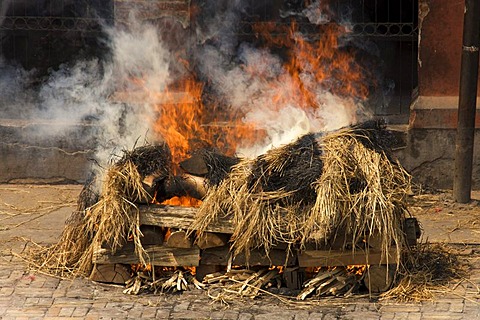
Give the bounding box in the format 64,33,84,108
93,242,200,266
298,249,398,267
201,246,296,266
138,205,234,234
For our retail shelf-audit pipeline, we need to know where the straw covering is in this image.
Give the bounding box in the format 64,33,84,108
31,144,172,277
192,120,411,264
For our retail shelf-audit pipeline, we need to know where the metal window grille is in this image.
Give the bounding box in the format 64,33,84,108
0,1,112,72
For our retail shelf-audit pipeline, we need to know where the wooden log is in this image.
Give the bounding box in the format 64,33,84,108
196,232,229,249
138,205,234,234
93,242,200,266
283,267,305,290
161,175,207,201
363,264,396,293
165,230,192,248
195,264,223,281
90,263,131,284
201,246,296,266
297,248,398,267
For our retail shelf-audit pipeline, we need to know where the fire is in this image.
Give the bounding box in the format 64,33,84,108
252,21,370,110
151,77,262,205
162,196,202,207
153,77,262,167
148,7,369,206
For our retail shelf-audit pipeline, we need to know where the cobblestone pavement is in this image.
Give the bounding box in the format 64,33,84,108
0,185,479,319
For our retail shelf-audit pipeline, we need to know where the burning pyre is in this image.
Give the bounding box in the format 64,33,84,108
29,119,418,301
20,0,437,303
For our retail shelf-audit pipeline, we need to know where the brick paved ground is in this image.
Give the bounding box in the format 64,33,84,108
0,185,479,319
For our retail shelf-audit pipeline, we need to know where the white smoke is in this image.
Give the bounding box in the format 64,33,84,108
1,17,172,169
195,30,365,158
303,1,332,25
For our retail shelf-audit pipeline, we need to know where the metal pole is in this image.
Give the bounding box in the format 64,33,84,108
453,0,480,203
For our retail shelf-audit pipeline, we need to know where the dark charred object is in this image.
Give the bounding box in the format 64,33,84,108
180,149,241,187
248,133,324,205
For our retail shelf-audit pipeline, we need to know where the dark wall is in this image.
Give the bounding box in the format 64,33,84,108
1,0,113,74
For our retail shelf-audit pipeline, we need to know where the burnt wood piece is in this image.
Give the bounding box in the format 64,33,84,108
196,232,230,249
140,174,158,203
93,242,200,266
404,217,421,246
298,248,398,267
155,175,207,202
179,153,209,176
179,149,240,186
195,264,223,282
165,230,193,248
138,205,234,234
90,263,131,284
201,246,296,266
283,267,305,290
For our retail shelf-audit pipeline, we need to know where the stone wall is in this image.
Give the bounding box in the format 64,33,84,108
0,119,94,184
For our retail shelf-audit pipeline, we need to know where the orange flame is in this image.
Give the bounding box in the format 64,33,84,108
153,78,262,166
162,196,202,207
151,77,263,206
252,21,370,109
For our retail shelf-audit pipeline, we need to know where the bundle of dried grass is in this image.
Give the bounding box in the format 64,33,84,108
191,133,323,259
76,173,100,212
30,144,171,278
305,121,411,264
116,144,172,179
192,121,410,265
198,149,241,187
380,243,467,302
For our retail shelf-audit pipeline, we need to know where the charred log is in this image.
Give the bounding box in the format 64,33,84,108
154,174,207,202
180,149,240,187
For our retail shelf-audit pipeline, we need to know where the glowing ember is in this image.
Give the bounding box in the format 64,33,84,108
161,196,202,207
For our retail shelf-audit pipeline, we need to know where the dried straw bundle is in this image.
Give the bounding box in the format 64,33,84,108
199,149,241,187
30,144,171,277
381,243,467,302
305,123,411,264
192,134,323,259
193,121,410,264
